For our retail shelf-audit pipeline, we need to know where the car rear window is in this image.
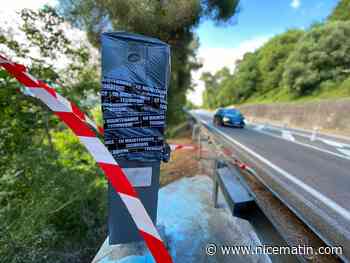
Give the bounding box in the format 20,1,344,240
223,109,240,115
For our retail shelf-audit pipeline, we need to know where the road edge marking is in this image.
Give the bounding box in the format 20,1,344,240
205,120,350,222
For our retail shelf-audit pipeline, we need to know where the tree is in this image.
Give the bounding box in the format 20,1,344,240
215,67,236,106
202,2,350,107
283,21,350,96
232,51,260,101
201,71,220,109
257,29,304,92
202,52,261,108
328,0,350,22
0,8,106,263
58,0,240,125
201,30,305,106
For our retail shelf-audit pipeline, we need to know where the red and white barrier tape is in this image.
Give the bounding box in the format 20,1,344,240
18,83,194,154
169,144,197,151
233,159,248,170
220,146,251,170
22,87,194,153
23,80,104,135
0,54,172,263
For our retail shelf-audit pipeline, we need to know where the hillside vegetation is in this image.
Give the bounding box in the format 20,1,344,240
202,0,350,108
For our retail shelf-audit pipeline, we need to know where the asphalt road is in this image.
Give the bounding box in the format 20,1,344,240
191,110,350,260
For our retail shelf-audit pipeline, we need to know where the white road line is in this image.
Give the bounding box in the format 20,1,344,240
203,120,350,222
271,123,350,144
269,125,350,148
337,148,350,158
252,127,350,161
282,130,295,141
310,129,317,142
196,111,350,160
321,139,345,148
254,124,265,131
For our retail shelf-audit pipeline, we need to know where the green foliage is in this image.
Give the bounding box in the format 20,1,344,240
202,29,304,108
1,2,240,260
205,0,240,22
232,52,260,101
338,76,350,93
257,30,304,92
0,8,106,263
184,99,199,110
202,19,350,107
0,2,240,261
201,68,230,109
58,0,240,125
283,21,350,96
328,0,350,22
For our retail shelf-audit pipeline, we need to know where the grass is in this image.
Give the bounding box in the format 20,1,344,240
242,81,350,105
166,121,190,138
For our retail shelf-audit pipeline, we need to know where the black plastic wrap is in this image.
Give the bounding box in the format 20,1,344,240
101,32,170,162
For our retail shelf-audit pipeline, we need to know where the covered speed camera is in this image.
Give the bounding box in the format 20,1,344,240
101,32,171,244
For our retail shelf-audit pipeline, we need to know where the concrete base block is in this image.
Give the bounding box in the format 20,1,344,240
92,227,166,263
93,176,271,263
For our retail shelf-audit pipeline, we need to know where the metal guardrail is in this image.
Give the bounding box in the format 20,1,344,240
186,109,350,262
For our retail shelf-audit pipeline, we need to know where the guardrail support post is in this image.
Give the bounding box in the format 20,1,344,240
197,129,202,160
213,159,219,208
192,124,199,141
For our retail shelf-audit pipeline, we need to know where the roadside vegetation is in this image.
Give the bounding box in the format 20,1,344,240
202,0,350,108
0,8,105,263
0,1,240,262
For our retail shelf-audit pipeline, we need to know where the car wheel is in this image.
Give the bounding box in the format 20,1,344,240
214,116,221,126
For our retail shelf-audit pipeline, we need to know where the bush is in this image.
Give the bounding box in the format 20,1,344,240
0,8,106,263
283,21,350,96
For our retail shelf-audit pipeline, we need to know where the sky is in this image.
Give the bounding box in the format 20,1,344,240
1,0,58,11
189,0,340,105
0,0,96,69
1,0,340,105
